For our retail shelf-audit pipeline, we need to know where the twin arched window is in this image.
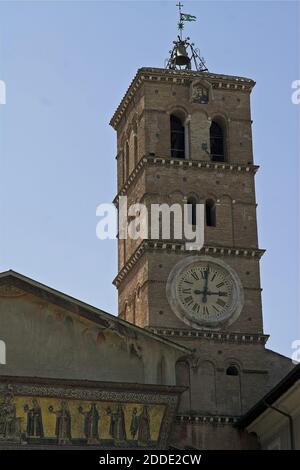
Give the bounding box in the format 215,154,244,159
210,120,225,162
187,197,197,225
206,199,216,227
170,114,226,162
186,197,216,226
170,114,185,159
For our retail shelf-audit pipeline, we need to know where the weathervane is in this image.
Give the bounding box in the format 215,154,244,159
166,3,208,72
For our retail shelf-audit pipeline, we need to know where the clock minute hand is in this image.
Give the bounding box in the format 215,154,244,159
206,290,227,296
194,290,227,296
202,267,209,303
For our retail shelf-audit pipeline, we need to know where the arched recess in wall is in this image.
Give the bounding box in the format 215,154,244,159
175,359,191,412
122,238,126,266
134,286,141,326
169,190,185,204
170,110,189,159
124,140,130,180
157,355,166,385
210,117,227,162
132,119,138,168
205,198,216,227
131,294,136,324
224,362,242,415
123,302,128,321
187,196,198,226
119,136,126,187
196,360,217,413
125,295,136,324
219,194,234,245
134,134,138,166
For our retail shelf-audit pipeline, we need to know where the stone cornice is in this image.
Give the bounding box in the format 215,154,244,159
176,414,239,425
114,155,259,204
113,240,265,287
147,327,269,345
110,67,256,129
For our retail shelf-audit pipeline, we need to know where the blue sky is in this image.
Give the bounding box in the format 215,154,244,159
0,0,299,357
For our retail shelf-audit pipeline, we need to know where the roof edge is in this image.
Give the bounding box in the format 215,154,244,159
237,362,300,429
109,67,256,129
0,269,191,354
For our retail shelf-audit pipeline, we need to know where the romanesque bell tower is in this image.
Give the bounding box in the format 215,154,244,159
110,10,292,449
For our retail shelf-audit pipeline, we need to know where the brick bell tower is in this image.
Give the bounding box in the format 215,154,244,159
110,9,292,449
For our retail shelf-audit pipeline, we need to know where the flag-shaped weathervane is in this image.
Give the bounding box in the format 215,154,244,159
166,3,207,72
176,3,196,38
181,13,196,22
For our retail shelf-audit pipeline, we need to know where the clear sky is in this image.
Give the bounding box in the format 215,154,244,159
0,0,299,357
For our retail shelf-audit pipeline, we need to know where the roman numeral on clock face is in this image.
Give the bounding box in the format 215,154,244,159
216,282,225,288
184,296,193,306
216,298,226,307
203,306,209,315
182,288,191,294
190,271,199,280
192,303,200,313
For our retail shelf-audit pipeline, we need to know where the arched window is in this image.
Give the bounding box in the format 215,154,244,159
187,197,197,225
226,365,239,376
206,199,216,227
170,114,185,159
196,361,217,412
132,295,136,324
134,134,138,166
224,364,241,414
175,360,191,412
125,141,129,179
210,120,225,162
123,238,126,265
123,302,128,321
157,356,166,384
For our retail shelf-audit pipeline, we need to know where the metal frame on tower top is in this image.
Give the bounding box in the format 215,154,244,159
166,3,208,72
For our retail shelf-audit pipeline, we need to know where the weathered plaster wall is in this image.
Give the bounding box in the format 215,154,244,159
0,288,186,386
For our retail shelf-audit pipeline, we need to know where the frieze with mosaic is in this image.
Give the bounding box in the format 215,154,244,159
0,387,165,448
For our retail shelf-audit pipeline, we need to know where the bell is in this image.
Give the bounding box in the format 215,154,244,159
172,42,190,67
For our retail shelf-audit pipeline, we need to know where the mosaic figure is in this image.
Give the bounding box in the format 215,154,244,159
78,403,100,444
49,401,72,445
24,399,44,438
106,404,126,443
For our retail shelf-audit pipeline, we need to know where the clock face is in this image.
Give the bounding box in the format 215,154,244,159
166,256,243,329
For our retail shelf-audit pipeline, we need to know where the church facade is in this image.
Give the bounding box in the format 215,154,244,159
0,47,294,448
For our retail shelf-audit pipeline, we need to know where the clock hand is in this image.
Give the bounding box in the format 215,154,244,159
206,291,228,296
202,267,209,303
194,290,227,296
